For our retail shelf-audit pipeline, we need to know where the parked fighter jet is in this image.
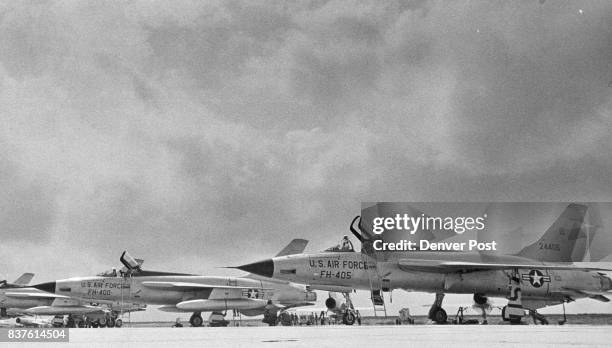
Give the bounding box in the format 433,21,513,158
1,273,144,327
33,240,317,327
237,205,612,324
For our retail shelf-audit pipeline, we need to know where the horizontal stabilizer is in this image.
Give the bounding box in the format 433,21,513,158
398,259,611,274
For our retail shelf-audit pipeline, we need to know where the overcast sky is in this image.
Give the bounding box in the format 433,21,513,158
1,1,612,317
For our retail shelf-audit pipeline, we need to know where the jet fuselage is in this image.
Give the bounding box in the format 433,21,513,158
241,251,612,303
35,275,315,315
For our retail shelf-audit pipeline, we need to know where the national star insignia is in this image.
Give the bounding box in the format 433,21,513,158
521,270,551,288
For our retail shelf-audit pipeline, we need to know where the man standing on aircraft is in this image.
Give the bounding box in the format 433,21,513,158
340,236,354,251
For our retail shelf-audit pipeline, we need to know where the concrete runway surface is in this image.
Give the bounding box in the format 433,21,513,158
14,325,612,348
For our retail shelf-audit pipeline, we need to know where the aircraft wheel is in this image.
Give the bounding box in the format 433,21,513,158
107,319,115,328
501,306,509,322
115,319,123,328
190,314,203,327
99,318,107,328
91,321,99,328
431,307,447,324
342,312,355,325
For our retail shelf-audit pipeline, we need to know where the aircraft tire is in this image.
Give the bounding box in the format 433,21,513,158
99,318,107,327
190,314,203,327
115,319,123,328
342,312,356,326
91,321,99,328
431,307,447,324
108,319,115,328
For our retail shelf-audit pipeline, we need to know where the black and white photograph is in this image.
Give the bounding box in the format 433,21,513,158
1,0,611,346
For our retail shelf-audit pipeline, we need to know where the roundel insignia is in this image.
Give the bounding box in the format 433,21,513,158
521,270,551,288
529,270,544,287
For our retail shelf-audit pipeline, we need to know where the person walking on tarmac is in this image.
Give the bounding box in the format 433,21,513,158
172,318,183,327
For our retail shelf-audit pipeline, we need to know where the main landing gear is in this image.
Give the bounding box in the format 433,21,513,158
428,293,447,324
189,312,203,327
341,292,356,325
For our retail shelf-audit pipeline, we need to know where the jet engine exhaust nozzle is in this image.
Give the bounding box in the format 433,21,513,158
236,259,274,278
33,281,56,293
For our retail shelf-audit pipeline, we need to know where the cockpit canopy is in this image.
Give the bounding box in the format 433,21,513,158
96,268,118,277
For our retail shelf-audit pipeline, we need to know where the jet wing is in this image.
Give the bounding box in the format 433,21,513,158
141,281,272,291
4,292,69,299
398,259,611,273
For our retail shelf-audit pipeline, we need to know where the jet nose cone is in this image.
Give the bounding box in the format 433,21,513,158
236,259,274,278
33,281,56,293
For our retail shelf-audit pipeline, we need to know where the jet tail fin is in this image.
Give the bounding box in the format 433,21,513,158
13,273,34,285
515,204,587,262
275,239,309,257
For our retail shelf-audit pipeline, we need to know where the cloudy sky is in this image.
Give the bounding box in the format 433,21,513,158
1,0,611,317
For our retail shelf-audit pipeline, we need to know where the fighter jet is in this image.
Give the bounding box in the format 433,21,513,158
33,240,317,327
236,205,612,324
1,273,141,327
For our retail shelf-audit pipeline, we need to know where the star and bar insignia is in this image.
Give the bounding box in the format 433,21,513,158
521,270,551,288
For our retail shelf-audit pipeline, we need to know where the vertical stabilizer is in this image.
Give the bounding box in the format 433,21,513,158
13,273,34,285
515,204,587,262
275,239,309,257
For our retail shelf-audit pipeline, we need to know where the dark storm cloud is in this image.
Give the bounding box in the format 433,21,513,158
0,0,611,281
0,154,55,243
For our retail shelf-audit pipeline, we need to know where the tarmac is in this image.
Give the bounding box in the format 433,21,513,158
12,325,612,348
